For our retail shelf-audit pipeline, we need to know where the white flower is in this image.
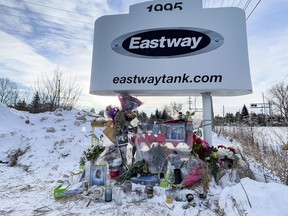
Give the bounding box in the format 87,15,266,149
218,148,234,159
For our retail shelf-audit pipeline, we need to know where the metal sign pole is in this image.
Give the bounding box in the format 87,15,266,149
202,92,212,146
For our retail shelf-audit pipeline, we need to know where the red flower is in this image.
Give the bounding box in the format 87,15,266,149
193,134,203,145
227,147,236,154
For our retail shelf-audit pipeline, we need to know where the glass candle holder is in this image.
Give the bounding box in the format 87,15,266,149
114,186,123,205
105,188,112,202
93,188,103,201
122,180,132,194
145,185,153,199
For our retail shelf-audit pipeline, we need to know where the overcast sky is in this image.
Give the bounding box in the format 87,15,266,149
0,0,287,116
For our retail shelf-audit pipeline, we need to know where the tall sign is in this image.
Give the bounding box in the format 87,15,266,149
90,0,252,96
90,0,253,146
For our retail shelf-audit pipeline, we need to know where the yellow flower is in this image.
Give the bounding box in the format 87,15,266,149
211,151,218,159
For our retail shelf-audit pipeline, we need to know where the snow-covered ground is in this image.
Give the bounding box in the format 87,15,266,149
1,103,288,216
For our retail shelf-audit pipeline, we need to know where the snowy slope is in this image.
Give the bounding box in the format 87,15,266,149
1,103,288,216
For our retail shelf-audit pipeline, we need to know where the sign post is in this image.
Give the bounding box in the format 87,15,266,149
202,92,212,146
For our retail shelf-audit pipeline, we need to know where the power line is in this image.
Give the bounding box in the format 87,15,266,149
243,0,252,11
246,0,262,20
0,0,262,40
0,26,92,41
0,11,93,30
232,0,237,7
0,1,95,42
238,0,245,7
0,4,92,24
220,0,226,7
20,1,95,18
204,0,261,20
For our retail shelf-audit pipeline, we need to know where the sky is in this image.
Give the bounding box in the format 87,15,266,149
1,103,288,215
0,0,288,116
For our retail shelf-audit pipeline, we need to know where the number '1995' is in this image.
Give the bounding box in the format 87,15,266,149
147,2,183,12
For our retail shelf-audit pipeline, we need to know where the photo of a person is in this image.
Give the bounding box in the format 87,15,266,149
170,127,178,139
90,165,106,186
95,169,102,179
167,124,185,141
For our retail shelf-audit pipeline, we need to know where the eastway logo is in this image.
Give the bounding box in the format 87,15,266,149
111,28,224,58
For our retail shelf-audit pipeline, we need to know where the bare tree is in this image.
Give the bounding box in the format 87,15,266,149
61,75,82,110
163,104,172,116
170,101,183,115
0,78,19,106
266,81,288,125
33,66,82,111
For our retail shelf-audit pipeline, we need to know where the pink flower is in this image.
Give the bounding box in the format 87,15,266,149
181,164,205,187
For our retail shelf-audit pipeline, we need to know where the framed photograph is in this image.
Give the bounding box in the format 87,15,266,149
166,123,185,142
90,165,106,186
116,133,129,145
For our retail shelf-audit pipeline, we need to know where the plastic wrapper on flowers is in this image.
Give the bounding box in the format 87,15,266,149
216,144,245,168
181,163,206,187
134,132,193,175
134,132,168,175
118,93,143,111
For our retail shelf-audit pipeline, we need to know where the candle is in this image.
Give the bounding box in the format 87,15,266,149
145,186,153,199
105,188,112,202
174,168,182,184
114,187,122,205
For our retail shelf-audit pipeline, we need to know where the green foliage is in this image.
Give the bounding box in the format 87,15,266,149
241,104,249,119
205,147,220,181
191,134,211,160
30,91,41,113
14,100,28,111
81,145,105,163
137,111,149,123
284,143,288,150
79,135,105,164
116,160,151,184
149,108,172,124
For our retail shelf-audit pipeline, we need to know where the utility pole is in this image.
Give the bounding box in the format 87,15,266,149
58,79,60,108
187,96,202,112
262,92,266,115
250,101,270,126
188,96,192,110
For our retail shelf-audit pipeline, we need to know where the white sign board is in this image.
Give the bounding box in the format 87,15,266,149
90,0,252,96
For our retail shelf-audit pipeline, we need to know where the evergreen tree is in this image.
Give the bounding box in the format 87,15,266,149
137,111,149,123
155,109,161,121
149,113,156,125
241,104,249,121
149,109,161,124
225,112,235,124
98,110,104,117
30,91,41,113
235,111,241,122
14,100,28,111
161,108,171,121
